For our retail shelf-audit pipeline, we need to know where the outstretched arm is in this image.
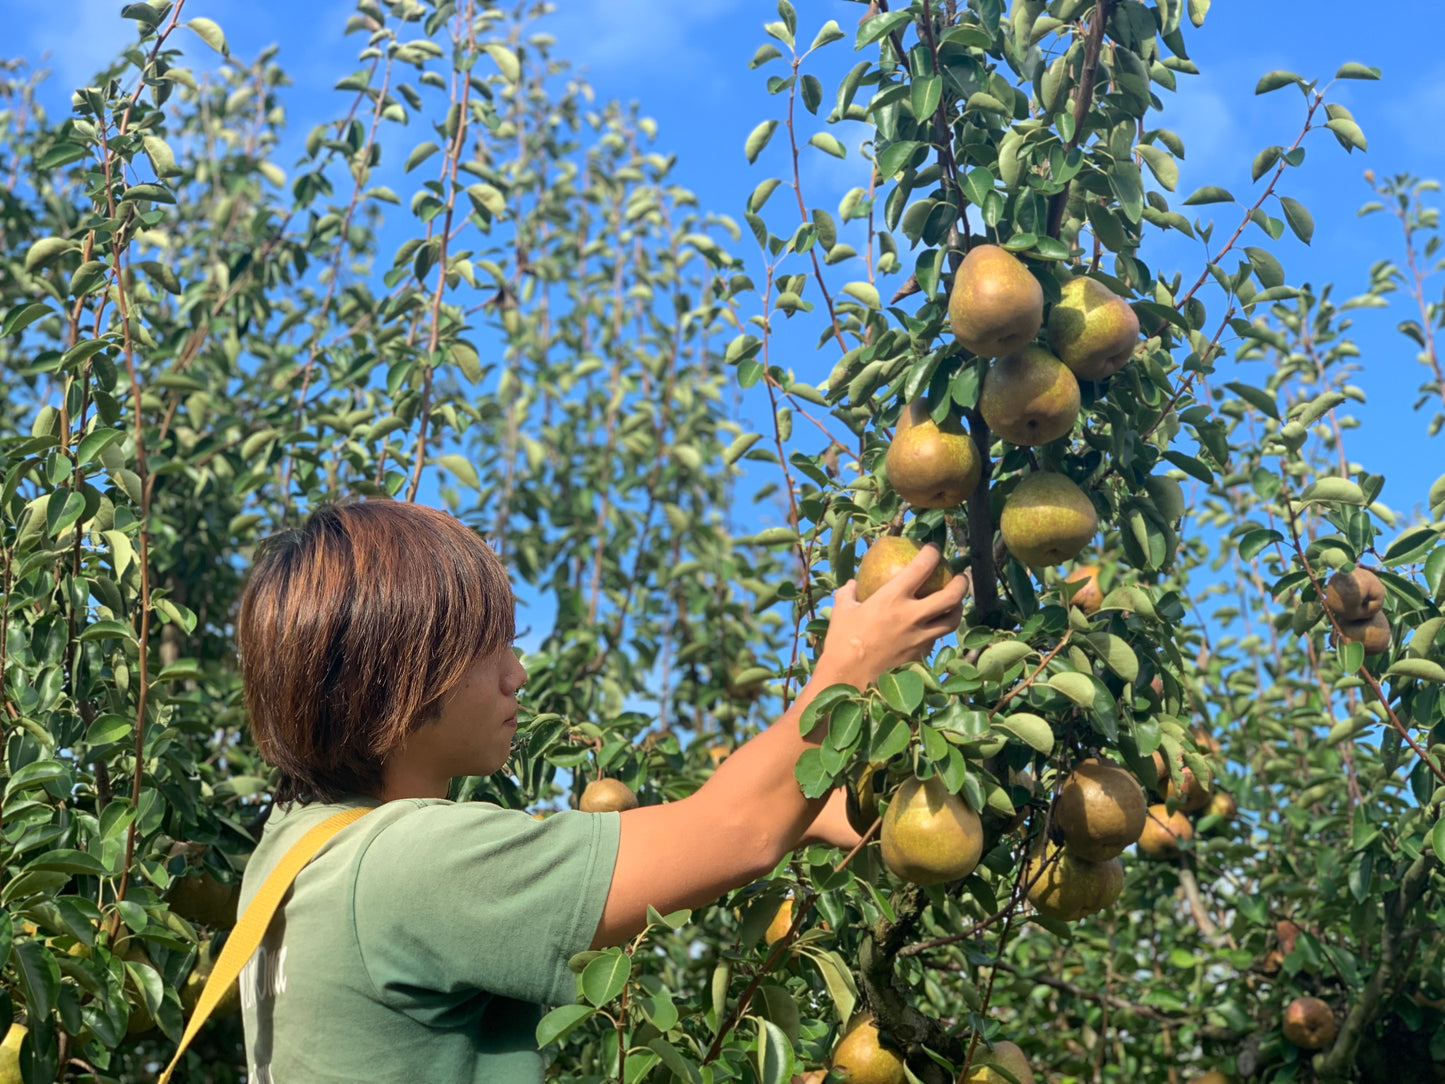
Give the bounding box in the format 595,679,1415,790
591,545,966,948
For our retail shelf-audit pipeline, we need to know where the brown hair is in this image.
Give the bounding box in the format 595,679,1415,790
236,499,515,805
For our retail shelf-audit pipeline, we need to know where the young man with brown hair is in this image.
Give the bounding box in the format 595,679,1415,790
234,498,966,1083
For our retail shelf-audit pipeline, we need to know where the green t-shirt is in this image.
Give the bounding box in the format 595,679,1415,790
238,795,620,1084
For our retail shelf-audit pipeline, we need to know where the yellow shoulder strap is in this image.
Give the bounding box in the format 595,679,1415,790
159,805,376,1084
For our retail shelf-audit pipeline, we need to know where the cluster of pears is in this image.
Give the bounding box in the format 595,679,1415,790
1024,758,1143,921
1136,746,1232,859
1324,566,1389,654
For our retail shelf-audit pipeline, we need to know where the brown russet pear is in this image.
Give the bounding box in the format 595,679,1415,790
831,1016,906,1084
1047,275,1140,380
1336,610,1391,654
1062,565,1103,614
1282,996,1336,1050
980,345,1081,446
855,538,954,603
1151,750,1211,813
880,775,983,885
1276,919,1303,955
964,1040,1035,1084
1000,473,1098,567
579,778,639,813
948,244,1044,357
1324,567,1384,622
1023,838,1123,921
1137,803,1193,859
1054,758,1147,862
885,399,980,508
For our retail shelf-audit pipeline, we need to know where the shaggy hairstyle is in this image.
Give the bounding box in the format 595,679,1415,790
236,499,515,805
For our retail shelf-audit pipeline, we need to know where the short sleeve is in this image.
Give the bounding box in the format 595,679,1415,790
352,804,620,1009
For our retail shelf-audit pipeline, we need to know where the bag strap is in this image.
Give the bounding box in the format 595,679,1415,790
159,805,376,1084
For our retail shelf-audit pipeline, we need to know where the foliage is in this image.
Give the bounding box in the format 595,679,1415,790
1,1,1444,1083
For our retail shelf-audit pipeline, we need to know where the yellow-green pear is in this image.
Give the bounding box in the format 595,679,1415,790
855,538,954,603
1137,803,1193,859
999,473,1098,567
1047,276,1139,380
979,345,1080,446
948,244,1044,357
831,1016,905,1084
1023,838,1123,921
0,1023,24,1084
880,775,983,885
885,400,980,508
964,1040,1035,1084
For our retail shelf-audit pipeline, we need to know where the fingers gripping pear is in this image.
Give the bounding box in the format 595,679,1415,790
1047,275,1139,380
855,538,954,603
885,400,980,509
948,244,1044,358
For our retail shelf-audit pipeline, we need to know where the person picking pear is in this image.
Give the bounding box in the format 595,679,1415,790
232,499,967,1084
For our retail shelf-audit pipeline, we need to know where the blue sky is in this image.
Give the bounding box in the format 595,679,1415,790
6,1,1444,583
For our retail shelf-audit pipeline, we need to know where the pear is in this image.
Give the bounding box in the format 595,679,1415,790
181,938,242,1018
999,473,1098,567
0,1023,24,1084
1151,750,1211,813
885,399,980,508
979,346,1080,446
1336,610,1390,654
964,1040,1035,1084
579,778,639,813
962,1045,1030,1084
948,244,1044,357
831,1016,906,1084
1137,803,1193,859
1205,791,1237,820
1187,1074,1232,1084
845,761,885,835
166,869,240,929
1062,565,1103,615
764,898,794,946
1323,567,1384,622
855,538,954,603
1276,919,1303,955
1282,996,1336,1050
1047,276,1139,380
1053,758,1147,862
880,775,983,885
1023,838,1123,921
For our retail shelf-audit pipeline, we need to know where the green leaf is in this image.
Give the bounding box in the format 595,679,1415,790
1188,0,1209,26
976,640,1034,681
484,42,521,82
1254,71,1302,95
1137,145,1177,191
1299,477,1366,506
724,433,762,465
650,1038,702,1084
536,1004,595,1048
1384,658,1445,683
992,712,1053,755
1238,528,1283,561
580,951,630,1006
1432,817,1445,865
811,20,846,50
12,940,60,1021
438,454,480,490
1083,632,1139,682
755,1019,795,1084
186,17,229,55
842,281,880,309
1225,381,1279,419
878,670,924,715
856,10,913,48
1326,118,1367,152
745,120,779,164
809,132,846,159
800,947,857,1024
24,237,76,272
1182,186,1233,206
1047,672,1096,708
1251,145,1281,182
1335,62,1381,81
1381,526,1439,566
1279,196,1314,244
404,141,440,172
141,135,179,178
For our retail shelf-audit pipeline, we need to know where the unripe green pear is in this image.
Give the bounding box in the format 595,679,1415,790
1047,276,1139,380
885,400,980,508
979,346,1081,447
948,244,1044,358
964,1040,1035,1084
1000,473,1098,567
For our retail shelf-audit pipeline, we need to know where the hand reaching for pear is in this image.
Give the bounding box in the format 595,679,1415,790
820,543,968,684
